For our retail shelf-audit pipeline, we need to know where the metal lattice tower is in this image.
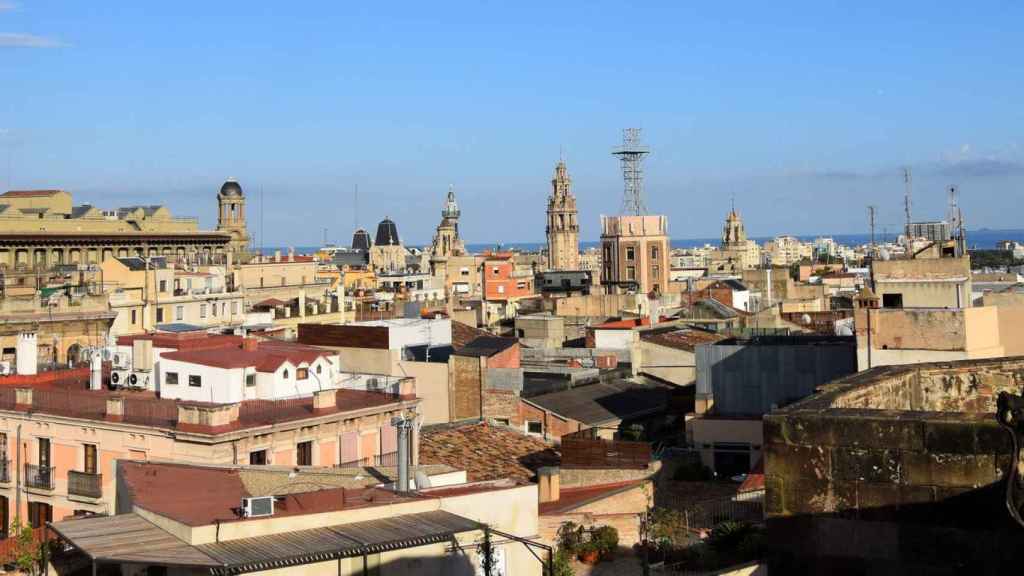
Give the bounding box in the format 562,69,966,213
612,128,651,215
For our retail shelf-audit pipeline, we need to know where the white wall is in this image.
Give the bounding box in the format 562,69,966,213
158,359,244,403
733,289,751,312
594,329,634,351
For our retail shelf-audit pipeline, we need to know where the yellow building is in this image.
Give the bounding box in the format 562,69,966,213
600,215,670,295
0,180,250,271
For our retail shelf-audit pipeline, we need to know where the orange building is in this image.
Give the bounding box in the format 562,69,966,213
481,253,534,302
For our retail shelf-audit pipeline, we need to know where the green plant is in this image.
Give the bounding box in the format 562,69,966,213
10,517,42,576
550,548,575,576
556,521,583,555
479,527,496,576
590,525,619,558
707,520,756,551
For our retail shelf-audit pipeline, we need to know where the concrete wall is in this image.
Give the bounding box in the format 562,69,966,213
396,360,449,425
635,340,696,387
688,417,764,473
594,329,634,351
553,293,639,317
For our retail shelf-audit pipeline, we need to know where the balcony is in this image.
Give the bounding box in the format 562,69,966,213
25,464,54,490
68,470,103,499
0,459,9,483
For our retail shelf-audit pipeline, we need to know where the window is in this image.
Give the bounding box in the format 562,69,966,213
159,280,167,293
492,267,500,275
497,285,505,294
626,246,635,261
130,309,137,325
626,266,636,281
526,421,543,435
156,307,164,323
494,418,510,426
882,293,904,309
651,246,660,259
27,502,51,529
175,305,184,321
297,441,313,466
297,368,309,380
231,301,238,315
188,375,202,387
282,369,289,379
211,302,217,316
249,450,267,466
652,265,661,278
165,372,178,386
246,373,256,387
84,444,97,475
39,438,51,471
316,364,322,374
200,304,207,318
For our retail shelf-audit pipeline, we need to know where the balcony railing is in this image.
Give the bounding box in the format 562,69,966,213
0,459,9,483
337,451,402,468
25,464,54,490
67,470,103,499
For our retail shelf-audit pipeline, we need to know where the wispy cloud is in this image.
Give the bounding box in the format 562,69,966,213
0,32,67,48
934,158,1024,178
0,2,17,12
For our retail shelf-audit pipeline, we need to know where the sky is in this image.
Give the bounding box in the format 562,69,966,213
1,1,1022,247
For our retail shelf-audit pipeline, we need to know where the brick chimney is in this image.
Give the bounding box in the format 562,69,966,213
537,466,560,503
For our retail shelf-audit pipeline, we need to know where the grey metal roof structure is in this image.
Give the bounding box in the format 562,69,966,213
49,513,218,568
455,335,518,358
51,510,482,575
523,380,670,426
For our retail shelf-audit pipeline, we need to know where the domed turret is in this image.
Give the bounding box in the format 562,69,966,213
442,185,460,221
352,228,372,251
375,218,400,246
220,178,243,197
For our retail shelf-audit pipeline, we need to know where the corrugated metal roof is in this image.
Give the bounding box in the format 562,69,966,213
199,510,481,574
49,513,218,568
51,510,482,574
524,381,670,425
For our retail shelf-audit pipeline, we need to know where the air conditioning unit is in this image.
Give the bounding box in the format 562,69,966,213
127,371,152,390
112,352,130,369
241,496,274,518
110,369,132,388
0,362,11,376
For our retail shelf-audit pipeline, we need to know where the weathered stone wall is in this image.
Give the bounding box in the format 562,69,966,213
559,461,661,487
450,355,482,421
764,356,1024,573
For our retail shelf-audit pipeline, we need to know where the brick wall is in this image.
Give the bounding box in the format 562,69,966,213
482,388,519,423
450,355,482,421
539,483,653,546
518,399,583,440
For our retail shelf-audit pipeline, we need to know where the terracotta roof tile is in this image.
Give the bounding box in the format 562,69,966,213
451,321,492,349
419,421,559,482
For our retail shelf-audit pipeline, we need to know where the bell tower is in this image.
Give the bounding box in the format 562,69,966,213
546,160,579,270
216,178,250,257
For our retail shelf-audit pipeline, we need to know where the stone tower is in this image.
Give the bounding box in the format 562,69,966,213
722,205,746,248
431,185,465,259
546,160,580,270
216,178,250,257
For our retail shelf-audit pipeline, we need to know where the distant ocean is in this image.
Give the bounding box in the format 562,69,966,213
260,228,1024,255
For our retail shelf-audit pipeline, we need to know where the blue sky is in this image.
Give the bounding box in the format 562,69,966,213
2,1,1022,246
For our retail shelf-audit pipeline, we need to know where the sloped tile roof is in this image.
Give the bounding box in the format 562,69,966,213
419,421,559,482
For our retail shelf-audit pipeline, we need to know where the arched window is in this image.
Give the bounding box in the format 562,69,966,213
283,369,289,379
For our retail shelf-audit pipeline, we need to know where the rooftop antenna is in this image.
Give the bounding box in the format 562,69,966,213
612,128,651,216
868,205,877,257
903,167,913,258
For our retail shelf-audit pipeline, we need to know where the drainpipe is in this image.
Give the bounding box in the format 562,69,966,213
15,423,21,521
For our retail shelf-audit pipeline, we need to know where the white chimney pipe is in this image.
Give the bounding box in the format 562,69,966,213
15,332,37,376
89,350,103,390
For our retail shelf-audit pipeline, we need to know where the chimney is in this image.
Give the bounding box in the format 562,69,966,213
537,466,560,503
89,350,103,391
241,338,259,352
274,250,281,263
15,332,37,376
288,247,294,262
393,415,413,492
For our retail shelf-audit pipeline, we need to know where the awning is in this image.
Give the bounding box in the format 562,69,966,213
51,510,482,575
49,513,219,568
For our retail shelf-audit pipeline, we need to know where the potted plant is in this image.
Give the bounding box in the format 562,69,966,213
591,525,620,560
577,541,600,565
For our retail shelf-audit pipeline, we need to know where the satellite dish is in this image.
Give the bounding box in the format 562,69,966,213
801,314,812,325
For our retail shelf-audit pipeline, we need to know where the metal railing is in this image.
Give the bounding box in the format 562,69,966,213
679,489,765,532
67,470,102,499
25,464,54,490
338,451,402,468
